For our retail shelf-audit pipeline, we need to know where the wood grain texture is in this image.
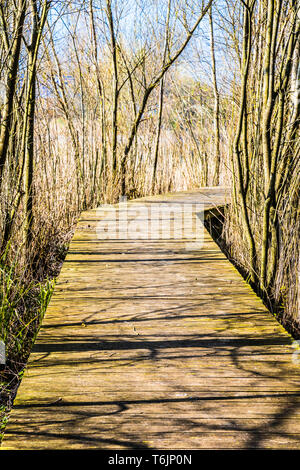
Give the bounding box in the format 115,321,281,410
2,188,300,449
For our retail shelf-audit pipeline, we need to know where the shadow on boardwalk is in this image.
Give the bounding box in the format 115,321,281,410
2,190,300,449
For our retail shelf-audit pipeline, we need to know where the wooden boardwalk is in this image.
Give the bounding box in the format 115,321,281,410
2,188,300,449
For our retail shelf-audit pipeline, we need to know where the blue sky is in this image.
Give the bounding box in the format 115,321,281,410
46,0,239,92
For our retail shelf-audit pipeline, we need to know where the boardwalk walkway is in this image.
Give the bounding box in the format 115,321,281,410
2,189,300,449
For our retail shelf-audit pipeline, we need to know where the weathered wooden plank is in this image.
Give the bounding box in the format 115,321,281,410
2,188,300,450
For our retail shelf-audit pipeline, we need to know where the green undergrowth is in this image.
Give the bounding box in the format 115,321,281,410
0,218,74,443
0,249,61,443
0,263,55,441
